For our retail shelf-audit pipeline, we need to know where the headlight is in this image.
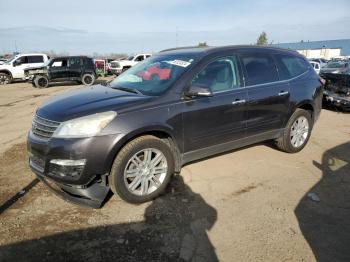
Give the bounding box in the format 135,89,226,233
52,111,117,138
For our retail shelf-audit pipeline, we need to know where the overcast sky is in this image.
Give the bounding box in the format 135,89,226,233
0,0,349,54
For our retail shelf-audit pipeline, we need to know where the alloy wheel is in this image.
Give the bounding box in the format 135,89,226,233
290,116,309,148
123,148,168,196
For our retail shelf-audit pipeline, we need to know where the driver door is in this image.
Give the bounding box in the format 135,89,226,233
183,55,247,153
12,56,30,78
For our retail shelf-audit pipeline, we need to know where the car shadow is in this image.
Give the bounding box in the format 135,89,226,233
295,142,350,262
0,175,218,262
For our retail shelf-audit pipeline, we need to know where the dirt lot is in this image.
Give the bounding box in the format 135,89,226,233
0,81,349,262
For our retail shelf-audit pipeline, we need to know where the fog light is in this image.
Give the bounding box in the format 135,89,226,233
49,159,86,178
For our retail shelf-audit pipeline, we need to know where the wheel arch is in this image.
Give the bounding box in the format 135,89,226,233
105,126,182,177
295,101,315,121
0,70,13,79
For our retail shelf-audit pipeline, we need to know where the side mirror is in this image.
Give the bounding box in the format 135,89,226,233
185,85,213,98
13,60,21,67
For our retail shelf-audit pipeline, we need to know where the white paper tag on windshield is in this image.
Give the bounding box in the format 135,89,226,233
167,60,191,68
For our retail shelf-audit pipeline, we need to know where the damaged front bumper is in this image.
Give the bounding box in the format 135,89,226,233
27,131,124,208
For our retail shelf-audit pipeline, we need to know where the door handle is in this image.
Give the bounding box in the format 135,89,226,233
278,91,289,96
232,99,246,105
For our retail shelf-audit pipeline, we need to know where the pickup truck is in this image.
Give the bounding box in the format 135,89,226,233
110,54,151,75
0,53,50,85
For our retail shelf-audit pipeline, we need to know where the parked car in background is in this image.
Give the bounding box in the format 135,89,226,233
310,61,321,74
0,58,8,65
322,73,350,111
0,53,49,85
309,58,328,68
320,61,350,75
24,56,96,88
27,45,323,208
110,54,151,75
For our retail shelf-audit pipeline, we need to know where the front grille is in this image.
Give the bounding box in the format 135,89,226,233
32,114,61,140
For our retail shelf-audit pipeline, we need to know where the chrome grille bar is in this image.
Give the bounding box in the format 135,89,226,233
32,114,61,140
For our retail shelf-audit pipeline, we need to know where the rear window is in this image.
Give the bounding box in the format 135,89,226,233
28,56,44,63
241,53,278,86
274,54,309,80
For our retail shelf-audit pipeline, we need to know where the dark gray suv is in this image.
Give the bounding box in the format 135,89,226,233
27,45,323,208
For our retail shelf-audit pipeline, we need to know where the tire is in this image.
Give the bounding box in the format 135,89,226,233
34,75,49,88
81,74,95,86
110,135,175,203
275,109,313,153
0,73,11,85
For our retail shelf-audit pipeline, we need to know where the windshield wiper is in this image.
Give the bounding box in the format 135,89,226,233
112,86,143,95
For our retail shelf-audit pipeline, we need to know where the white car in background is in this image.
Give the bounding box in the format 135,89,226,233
309,58,328,68
110,54,151,75
0,53,50,84
310,61,321,74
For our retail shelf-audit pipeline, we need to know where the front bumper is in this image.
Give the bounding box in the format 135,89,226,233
111,68,122,75
27,131,124,208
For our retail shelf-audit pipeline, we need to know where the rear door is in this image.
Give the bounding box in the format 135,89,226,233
68,57,82,79
239,51,290,137
27,55,44,68
183,55,247,152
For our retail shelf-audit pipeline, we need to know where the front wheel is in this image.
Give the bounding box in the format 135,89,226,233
110,135,175,203
0,73,11,85
34,75,49,88
275,109,312,153
81,73,95,86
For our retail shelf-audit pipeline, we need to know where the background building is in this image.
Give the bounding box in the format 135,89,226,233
273,39,350,59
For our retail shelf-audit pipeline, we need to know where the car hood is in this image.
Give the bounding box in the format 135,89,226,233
37,85,153,122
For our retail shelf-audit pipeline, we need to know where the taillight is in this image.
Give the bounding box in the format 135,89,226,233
319,77,326,86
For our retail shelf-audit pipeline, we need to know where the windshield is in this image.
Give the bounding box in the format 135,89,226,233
326,62,345,69
4,55,19,64
110,54,200,96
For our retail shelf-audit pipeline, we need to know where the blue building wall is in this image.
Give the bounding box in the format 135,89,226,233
273,39,350,56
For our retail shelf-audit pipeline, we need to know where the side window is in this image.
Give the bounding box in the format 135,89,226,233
241,53,278,85
135,56,144,62
52,59,67,67
68,57,81,68
146,55,151,58
274,54,309,80
28,56,44,63
16,56,29,65
192,56,241,93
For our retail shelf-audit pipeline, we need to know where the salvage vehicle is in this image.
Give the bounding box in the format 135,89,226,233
0,53,49,85
27,45,323,208
110,54,151,75
322,73,350,111
320,61,350,75
310,61,321,74
25,56,96,88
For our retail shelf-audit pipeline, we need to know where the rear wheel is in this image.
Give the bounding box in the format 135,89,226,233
0,73,11,85
110,135,175,203
275,109,312,153
34,75,49,88
81,73,95,86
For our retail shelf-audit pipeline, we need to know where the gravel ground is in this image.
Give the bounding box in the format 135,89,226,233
0,81,349,262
